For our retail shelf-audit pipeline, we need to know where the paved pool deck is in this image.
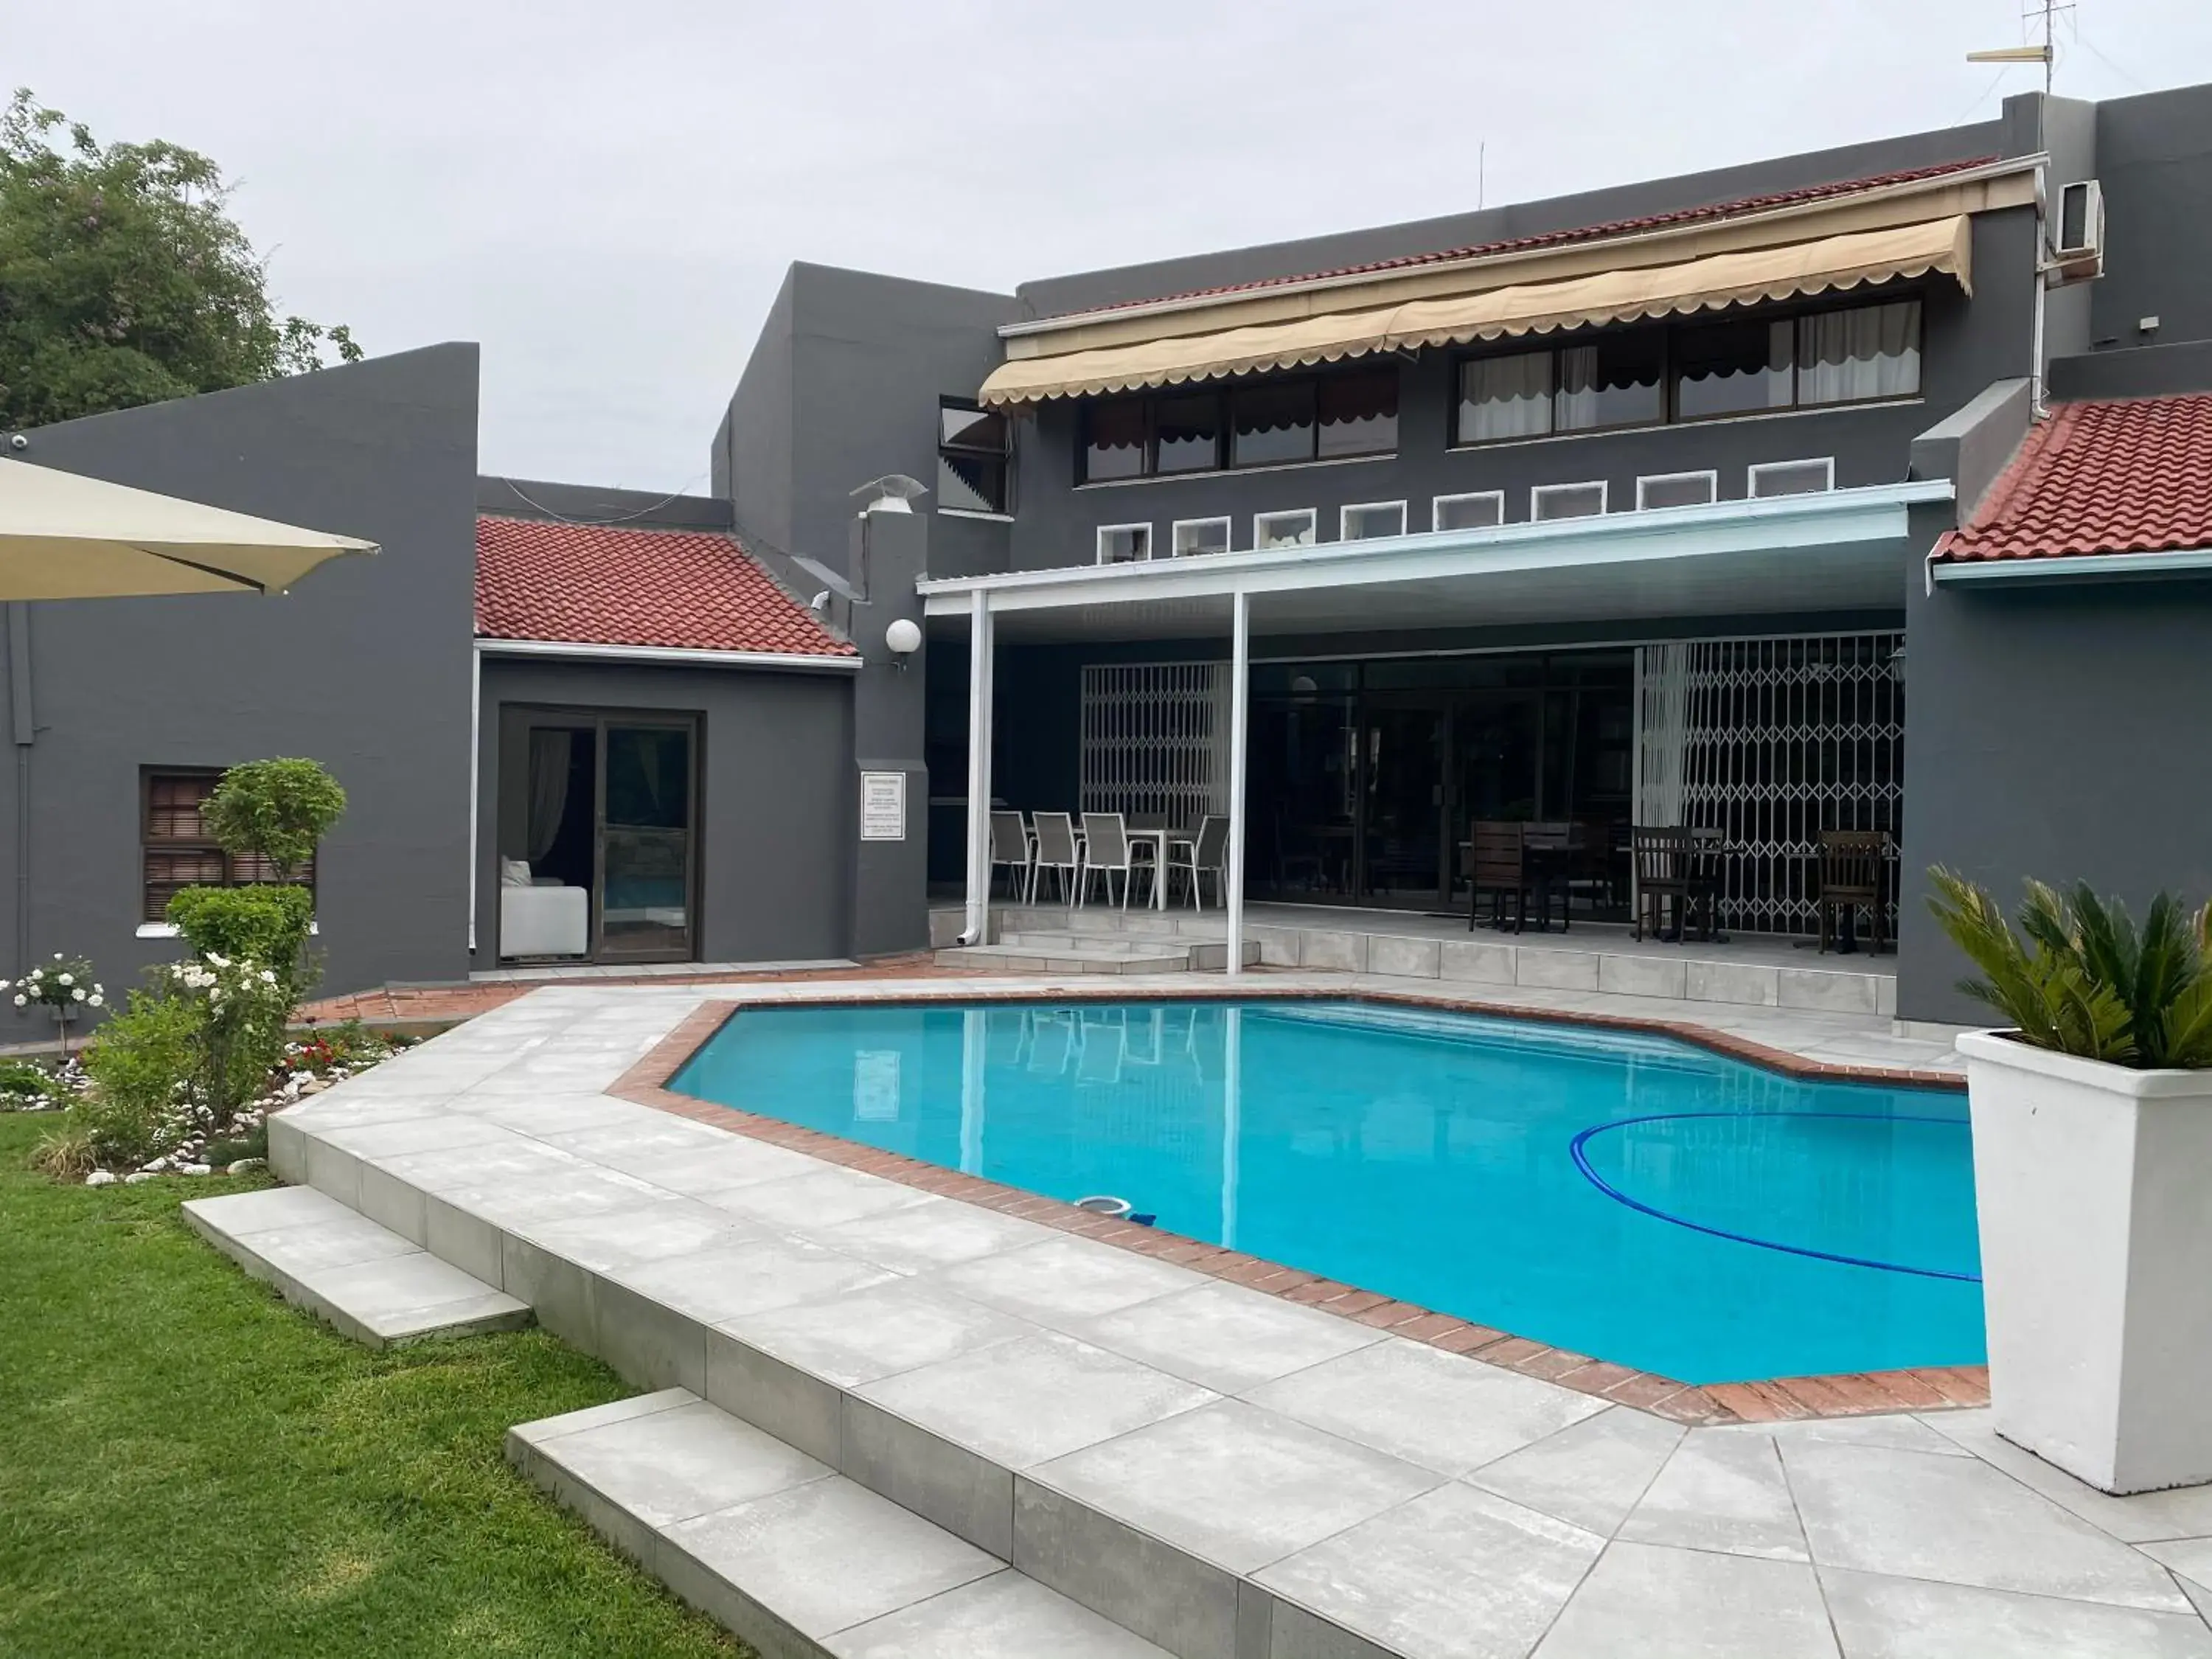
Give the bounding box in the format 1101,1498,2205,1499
260,972,2212,1658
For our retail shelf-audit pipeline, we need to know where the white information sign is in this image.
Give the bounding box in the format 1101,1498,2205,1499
860,771,906,841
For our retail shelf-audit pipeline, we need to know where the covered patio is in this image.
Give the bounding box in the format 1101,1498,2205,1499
922,479,1945,982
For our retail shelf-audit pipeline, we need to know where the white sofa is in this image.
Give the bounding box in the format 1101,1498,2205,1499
500,881,589,959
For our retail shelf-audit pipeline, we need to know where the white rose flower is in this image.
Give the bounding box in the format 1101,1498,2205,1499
88,994,104,1008
55,973,71,987
72,988,86,1001
10,995,22,1008
52,951,62,960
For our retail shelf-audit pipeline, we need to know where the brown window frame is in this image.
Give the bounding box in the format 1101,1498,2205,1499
140,768,316,925
1077,364,1400,484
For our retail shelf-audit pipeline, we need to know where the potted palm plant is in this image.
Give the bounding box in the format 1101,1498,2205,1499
1930,870,2212,1495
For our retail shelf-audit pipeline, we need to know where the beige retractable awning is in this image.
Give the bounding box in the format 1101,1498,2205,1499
978,215,1971,407
0,459,377,600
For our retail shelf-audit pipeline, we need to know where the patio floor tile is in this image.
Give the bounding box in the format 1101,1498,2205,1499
1029,1399,1443,1574
1254,1481,1603,1659
1918,1411,2212,1545
526,1397,831,1527
1618,1428,1809,1560
610,1236,900,1326
716,1276,1038,1390
810,1196,1051,1273
1534,1541,1837,1658
1818,1565,2212,1658
828,1568,1175,1658
1466,1405,1686,1536
1244,1338,1608,1477
1780,1441,2193,1613
1071,1280,1388,1395
933,1237,1201,1329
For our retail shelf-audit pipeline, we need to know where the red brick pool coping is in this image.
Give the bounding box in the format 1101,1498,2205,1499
609,984,1985,1430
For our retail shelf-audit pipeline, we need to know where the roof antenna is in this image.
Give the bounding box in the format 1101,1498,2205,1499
1478,141,1486,212
1968,0,2068,96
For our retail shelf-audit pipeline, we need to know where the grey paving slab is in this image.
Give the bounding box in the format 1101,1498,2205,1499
1708,1411,1971,1458
1780,1440,2194,1613
437,1167,681,1230
828,1568,1177,1658
706,1168,940,1232
515,1198,764,1271
521,1395,830,1527
299,1251,531,1344
1534,1541,1838,1659
1819,1565,2212,1659
811,1197,1050,1274
611,1236,901,1326
1244,1338,1608,1478
207,1209,423,1275
513,1387,695,1444
1917,1410,2212,1544
1071,1281,1386,1396
658,1475,1002,1644
717,1277,1037,1391
1012,1474,1245,1659
316,1112,523,1160
1255,1481,1604,1659
1466,1404,1685,1536
443,1093,653,1134
856,1332,1215,1470
637,1138,851,1197
1031,1399,1442,1576
1618,1427,1809,1561
933,1237,1202,1329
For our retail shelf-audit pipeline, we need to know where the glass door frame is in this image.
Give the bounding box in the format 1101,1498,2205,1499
502,705,702,965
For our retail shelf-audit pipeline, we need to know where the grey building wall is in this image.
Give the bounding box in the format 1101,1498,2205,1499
2092,82,2212,349
0,344,481,1011
1897,574,2212,1026
475,658,855,965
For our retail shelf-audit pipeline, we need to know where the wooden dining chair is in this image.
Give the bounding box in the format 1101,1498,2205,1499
1818,829,1891,953
1470,821,1534,933
1631,826,1691,942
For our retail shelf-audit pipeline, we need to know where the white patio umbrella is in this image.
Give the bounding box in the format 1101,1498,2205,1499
0,458,377,599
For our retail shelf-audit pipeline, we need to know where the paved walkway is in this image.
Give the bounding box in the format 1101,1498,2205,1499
255,972,2212,1656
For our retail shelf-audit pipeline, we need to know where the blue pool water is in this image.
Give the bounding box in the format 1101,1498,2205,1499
671,999,1983,1383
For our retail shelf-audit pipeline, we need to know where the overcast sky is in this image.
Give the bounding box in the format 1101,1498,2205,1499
10,0,2211,491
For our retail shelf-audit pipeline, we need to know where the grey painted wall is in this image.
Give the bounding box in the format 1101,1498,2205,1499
0,344,481,1012
475,658,855,965
1897,573,2212,1026
843,508,931,956
479,476,735,532
2093,82,2212,349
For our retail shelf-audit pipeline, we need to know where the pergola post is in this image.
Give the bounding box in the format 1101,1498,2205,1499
961,589,994,946
1225,588,1251,977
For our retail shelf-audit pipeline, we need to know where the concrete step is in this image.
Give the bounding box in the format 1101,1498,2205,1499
933,942,1199,975
184,1185,532,1348
509,1388,1172,1658
1000,931,1262,970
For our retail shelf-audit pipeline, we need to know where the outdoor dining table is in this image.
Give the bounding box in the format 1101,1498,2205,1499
1126,816,1183,911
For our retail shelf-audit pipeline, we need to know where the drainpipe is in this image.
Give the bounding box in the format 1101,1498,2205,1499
8,604,32,977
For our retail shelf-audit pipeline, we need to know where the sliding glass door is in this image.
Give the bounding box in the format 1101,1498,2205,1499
599,721,696,961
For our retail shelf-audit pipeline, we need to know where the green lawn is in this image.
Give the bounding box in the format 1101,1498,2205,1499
0,1113,744,1658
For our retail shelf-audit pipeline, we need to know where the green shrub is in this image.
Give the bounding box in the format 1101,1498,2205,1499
167,883,316,1001
1927,868,2212,1068
79,992,199,1165
0,1058,58,1106
202,758,346,880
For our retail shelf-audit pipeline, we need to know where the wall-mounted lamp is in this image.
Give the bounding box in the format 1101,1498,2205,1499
884,616,922,669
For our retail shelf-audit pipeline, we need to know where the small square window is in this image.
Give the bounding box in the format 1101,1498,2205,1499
936,399,1012,515
1253,509,1318,550
142,768,315,924
1531,481,1607,521
1635,472,1717,511
1748,458,1836,498
1171,518,1231,557
1340,501,1407,540
1096,524,1152,564
1433,492,1504,532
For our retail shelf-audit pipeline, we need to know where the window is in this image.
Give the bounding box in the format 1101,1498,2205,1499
936,400,1012,515
1253,509,1317,550
1797,299,1920,405
1635,471,1717,510
1748,457,1836,498
1340,501,1407,540
1077,368,1397,482
1433,491,1505,532
1096,524,1152,563
1083,397,1148,482
1674,317,1794,420
1453,294,1924,446
1171,517,1231,557
1531,481,1607,521
142,769,314,924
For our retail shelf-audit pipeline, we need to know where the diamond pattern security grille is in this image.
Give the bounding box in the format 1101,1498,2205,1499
1081,662,1231,824
1675,633,1904,936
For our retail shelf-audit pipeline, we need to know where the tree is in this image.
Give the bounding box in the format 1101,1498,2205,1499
0,89,362,431
203,758,347,882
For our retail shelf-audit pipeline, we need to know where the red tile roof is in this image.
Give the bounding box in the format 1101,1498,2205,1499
474,515,854,656
1039,156,1999,323
1933,393,2212,566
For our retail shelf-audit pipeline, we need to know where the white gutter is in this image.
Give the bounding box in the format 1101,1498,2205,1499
1933,549,2212,585
1002,156,2045,339
919,480,1954,615
474,638,862,672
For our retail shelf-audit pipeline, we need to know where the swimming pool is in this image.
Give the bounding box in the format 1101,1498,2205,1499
671,998,1982,1384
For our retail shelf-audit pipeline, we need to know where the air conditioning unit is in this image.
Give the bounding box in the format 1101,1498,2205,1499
2049,179,2104,280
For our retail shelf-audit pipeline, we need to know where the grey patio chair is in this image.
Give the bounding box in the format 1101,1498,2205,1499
1166,814,1231,910
1030,811,1082,905
1079,811,1151,911
990,810,1033,902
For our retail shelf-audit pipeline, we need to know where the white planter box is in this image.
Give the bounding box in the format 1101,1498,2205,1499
1959,1027,2212,1494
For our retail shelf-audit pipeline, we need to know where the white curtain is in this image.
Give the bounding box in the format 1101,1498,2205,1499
1460,351,1553,441
1634,644,1690,830
526,728,572,860
1555,346,1600,431
1798,300,1920,405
